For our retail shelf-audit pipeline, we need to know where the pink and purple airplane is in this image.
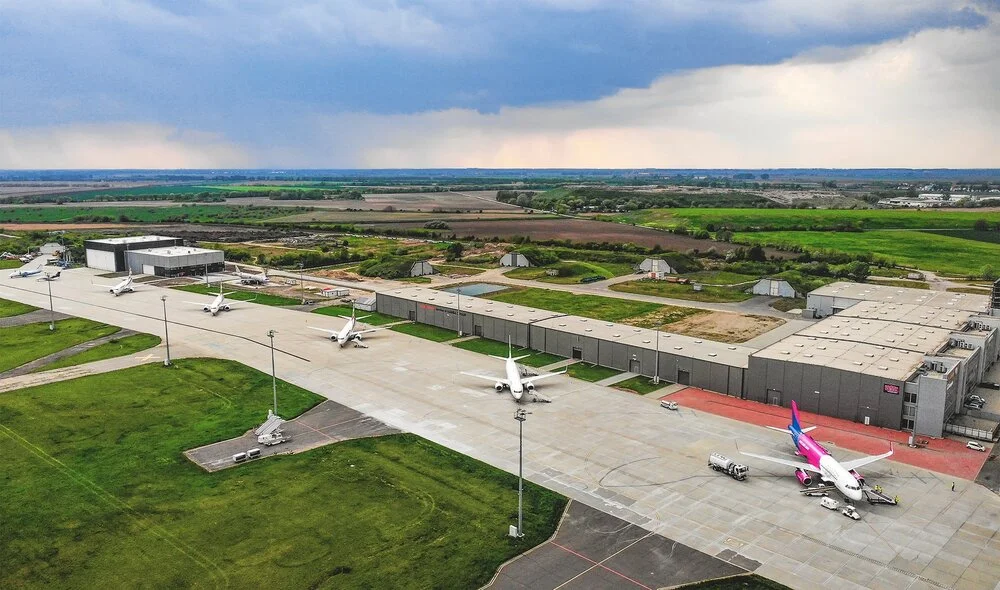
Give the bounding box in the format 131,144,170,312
741,401,893,501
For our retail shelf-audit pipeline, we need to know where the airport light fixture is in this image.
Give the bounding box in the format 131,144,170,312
653,329,660,385
46,278,55,331
512,408,531,538
455,286,463,337
267,329,278,414
160,295,171,366
299,263,305,305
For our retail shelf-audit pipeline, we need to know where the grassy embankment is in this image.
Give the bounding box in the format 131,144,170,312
32,333,162,373
566,363,622,382
0,296,38,318
611,279,753,303
0,318,120,373
0,358,567,588
0,259,25,270
171,283,301,306
433,264,487,276
451,338,564,368
504,261,636,284
482,286,703,326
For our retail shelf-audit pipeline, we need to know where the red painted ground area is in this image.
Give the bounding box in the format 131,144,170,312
668,387,993,481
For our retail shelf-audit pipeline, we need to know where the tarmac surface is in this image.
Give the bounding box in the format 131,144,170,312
3,266,1000,590
487,501,752,589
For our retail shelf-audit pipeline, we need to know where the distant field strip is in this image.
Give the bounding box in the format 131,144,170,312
618,208,1000,231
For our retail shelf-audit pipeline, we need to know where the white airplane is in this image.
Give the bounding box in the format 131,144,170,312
37,270,61,282
9,263,44,278
93,270,135,296
740,401,893,502
234,264,268,285
462,338,564,402
309,308,386,347
185,284,250,316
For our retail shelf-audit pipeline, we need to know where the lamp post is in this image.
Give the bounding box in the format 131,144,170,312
456,286,463,337
513,409,530,538
46,277,55,331
160,295,171,366
653,329,660,384
299,263,305,305
267,329,278,414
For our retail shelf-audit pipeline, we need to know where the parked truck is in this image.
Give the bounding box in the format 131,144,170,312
708,453,749,481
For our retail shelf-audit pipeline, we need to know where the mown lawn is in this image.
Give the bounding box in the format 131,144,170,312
434,264,487,276
610,279,752,303
312,304,399,325
0,259,24,269
0,296,38,318
0,358,567,588
505,261,635,284
172,283,301,306
482,287,666,322
613,375,670,395
0,318,120,373
391,322,461,342
451,338,565,368
32,333,161,373
566,363,622,382
682,270,760,285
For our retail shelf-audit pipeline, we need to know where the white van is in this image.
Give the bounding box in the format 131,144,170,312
820,497,840,511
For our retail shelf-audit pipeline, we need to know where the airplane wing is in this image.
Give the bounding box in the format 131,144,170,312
353,326,388,336
184,301,210,306
839,449,893,472
765,425,816,434
523,370,565,383
91,282,115,288
308,326,338,336
740,451,821,473
461,372,509,386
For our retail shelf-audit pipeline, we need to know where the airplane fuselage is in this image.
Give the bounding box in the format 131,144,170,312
505,357,525,399
10,268,41,278
110,277,134,296
335,318,356,346
204,294,228,315
791,426,863,501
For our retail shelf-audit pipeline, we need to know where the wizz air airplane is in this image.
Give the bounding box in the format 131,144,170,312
741,401,893,501
234,264,268,285
93,270,135,296
309,308,386,347
185,284,250,316
462,339,564,402
9,264,43,278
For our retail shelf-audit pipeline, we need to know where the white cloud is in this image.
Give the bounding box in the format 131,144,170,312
0,124,251,169
304,16,1000,168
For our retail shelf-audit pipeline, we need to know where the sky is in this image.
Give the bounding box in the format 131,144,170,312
1,0,998,169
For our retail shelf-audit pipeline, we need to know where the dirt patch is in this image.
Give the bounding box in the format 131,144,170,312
662,311,785,344
623,306,708,328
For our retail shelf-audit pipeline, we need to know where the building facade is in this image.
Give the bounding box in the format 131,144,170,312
124,246,224,277
500,252,532,267
84,236,183,272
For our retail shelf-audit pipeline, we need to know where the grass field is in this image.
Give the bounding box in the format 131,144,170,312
312,304,400,325
682,270,760,285
612,375,670,395
735,230,1000,276
0,296,38,318
451,338,565,368
0,205,294,224
610,279,753,303
434,264,487,276
172,283,301,306
0,358,566,588
32,333,161,373
482,287,668,322
770,298,807,312
504,261,635,284
391,322,461,342
867,278,930,289
566,363,622,382
0,318,120,373
0,259,24,269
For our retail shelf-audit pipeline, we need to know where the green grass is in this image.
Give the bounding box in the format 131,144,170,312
451,338,565,368
400,276,433,283
0,358,568,588
566,363,622,382
735,230,1000,276
770,298,807,312
482,287,667,322
505,261,635,284
433,264,487,276
947,286,992,294
0,318,120,372
866,278,930,289
610,279,753,303
391,322,462,342
0,205,294,224
172,283,301,306
32,333,161,373
311,305,400,326
0,296,38,318
613,375,670,395
0,259,24,269
682,270,760,285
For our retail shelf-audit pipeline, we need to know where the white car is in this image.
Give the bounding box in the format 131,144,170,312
660,400,678,410
842,505,861,520
966,441,987,452
820,497,840,511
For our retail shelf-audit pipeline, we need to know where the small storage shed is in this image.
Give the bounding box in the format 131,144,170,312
409,260,436,277
500,252,532,267
750,278,797,298
636,258,674,278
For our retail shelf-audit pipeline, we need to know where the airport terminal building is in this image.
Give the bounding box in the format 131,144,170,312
85,235,224,277
85,236,182,272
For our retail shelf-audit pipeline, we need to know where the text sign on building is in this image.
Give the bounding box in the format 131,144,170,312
883,383,901,395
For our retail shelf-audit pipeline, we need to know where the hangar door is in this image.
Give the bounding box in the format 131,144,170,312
86,249,117,272
143,265,155,275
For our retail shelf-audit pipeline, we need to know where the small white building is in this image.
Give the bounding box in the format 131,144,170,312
320,287,349,298
636,258,674,278
500,252,532,267
750,278,797,298
39,243,63,255
409,260,436,277
354,296,377,312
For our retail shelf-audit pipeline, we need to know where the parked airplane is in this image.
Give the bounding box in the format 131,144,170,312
9,264,43,278
309,308,386,347
37,270,61,281
185,284,250,316
234,264,268,285
741,401,893,501
93,270,135,296
462,339,564,402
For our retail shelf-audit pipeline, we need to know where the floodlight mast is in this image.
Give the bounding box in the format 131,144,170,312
46,277,55,331
160,295,171,366
514,408,530,538
267,329,278,414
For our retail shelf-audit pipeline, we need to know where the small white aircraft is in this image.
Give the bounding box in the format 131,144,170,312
37,270,61,282
185,283,251,316
462,338,564,402
93,270,135,296
234,264,268,285
9,263,44,279
309,308,386,347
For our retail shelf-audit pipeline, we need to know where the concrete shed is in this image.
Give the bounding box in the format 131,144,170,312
500,252,532,267
636,258,674,278
409,260,436,277
751,278,797,298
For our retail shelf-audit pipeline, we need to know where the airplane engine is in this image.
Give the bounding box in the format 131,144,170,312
494,383,505,392
222,305,231,311
203,307,210,312
355,334,362,342
525,382,535,391
795,469,812,486
849,469,865,486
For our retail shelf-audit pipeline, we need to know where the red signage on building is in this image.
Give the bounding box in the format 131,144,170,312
883,383,900,395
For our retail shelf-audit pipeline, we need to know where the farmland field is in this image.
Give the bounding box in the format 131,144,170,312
734,230,1000,276
0,205,296,224
0,359,566,588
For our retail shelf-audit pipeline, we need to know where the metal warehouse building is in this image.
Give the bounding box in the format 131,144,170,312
376,286,750,395
806,282,990,318
84,235,182,272
125,246,225,277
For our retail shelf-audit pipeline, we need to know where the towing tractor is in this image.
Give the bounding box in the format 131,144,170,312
708,453,749,481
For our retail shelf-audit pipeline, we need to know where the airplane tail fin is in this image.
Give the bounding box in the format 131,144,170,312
791,400,802,433
508,335,513,358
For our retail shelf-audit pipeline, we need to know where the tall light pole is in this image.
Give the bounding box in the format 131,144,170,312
299,263,305,305
46,278,55,331
513,409,530,538
267,329,278,414
653,329,660,384
456,286,463,337
160,295,171,366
